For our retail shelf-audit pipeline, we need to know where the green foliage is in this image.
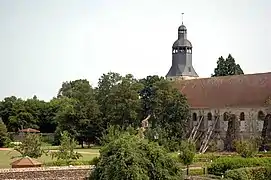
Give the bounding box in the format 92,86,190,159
51,131,82,162
0,96,58,133
0,72,190,151
90,156,100,166
56,79,101,146
225,167,271,180
179,140,196,166
90,133,182,180
233,139,258,158
100,125,137,145
224,114,240,151
212,54,244,77
0,119,8,147
207,157,271,175
44,158,99,166
179,140,196,175
141,76,190,151
14,133,43,158
96,73,143,130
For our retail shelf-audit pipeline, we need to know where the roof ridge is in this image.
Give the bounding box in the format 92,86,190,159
179,72,271,82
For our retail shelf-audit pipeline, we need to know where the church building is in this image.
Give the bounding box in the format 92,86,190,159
167,20,271,151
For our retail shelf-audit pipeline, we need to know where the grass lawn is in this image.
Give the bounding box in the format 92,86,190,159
0,148,100,169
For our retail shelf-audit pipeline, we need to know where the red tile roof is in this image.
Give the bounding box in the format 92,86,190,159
11,156,42,166
174,72,271,108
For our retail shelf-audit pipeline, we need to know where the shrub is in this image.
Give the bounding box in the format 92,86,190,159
44,160,96,166
0,119,8,147
90,156,99,166
233,139,258,158
90,133,182,180
51,131,82,162
225,166,271,180
208,157,271,175
14,133,43,158
41,135,54,146
179,140,196,175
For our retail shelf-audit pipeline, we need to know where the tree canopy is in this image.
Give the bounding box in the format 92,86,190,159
0,72,190,150
0,118,8,147
211,54,244,77
90,131,183,180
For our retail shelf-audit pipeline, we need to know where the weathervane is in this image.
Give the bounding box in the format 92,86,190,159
182,13,184,24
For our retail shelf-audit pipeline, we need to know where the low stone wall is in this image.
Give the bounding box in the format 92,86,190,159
0,165,94,180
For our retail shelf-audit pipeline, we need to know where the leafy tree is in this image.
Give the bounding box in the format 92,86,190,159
141,76,190,151
90,132,182,180
100,125,137,145
0,95,54,132
56,79,101,146
96,73,143,129
0,118,8,147
211,54,244,77
38,98,59,133
13,133,43,158
51,131,82,163
0,96,18,131
179,140,196,175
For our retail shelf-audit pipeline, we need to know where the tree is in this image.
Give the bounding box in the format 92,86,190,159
0,96,18,131
211,54,244,77
90,132,182,180
141,76,190,151
0,95,54,133
179,140,196,175
51,131,82,163
13,133,43,158
96,73,143,129
0,118,8,147
56,79,101,146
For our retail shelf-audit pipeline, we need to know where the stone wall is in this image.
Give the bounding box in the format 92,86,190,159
0,165,94,180
189,106,271,150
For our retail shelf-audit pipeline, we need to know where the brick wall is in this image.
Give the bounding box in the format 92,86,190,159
0,165,94,180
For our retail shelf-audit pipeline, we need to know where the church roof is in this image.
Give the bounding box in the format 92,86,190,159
174,72,271,108
173,39,192,47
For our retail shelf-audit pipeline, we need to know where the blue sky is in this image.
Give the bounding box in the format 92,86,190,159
0,0,270,100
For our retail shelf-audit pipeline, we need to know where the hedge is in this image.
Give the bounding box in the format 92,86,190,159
207,157,271,175
44,157,99,166
224,166,271,180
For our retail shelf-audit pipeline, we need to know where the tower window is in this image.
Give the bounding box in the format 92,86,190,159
188,67,191,72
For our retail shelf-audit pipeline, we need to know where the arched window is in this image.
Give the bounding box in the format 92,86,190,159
258,111,265,120
223,112,228,121
192,113,197,121
240,112,245,121
207,112,212,121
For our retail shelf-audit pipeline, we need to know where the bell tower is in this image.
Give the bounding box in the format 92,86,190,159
166,14,198,80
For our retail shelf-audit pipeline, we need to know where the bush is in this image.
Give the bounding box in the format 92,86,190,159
14,133,43,158
90,133,182,180
51,131,82,162
233,140,258,158
0,119,8,147
41,135,54,146
44,160,96,166
225,166,271,180
179,140,196,175
208,157,271,175
90,156,99,166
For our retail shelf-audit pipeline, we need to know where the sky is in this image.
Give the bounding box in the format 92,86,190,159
0,0,270,101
